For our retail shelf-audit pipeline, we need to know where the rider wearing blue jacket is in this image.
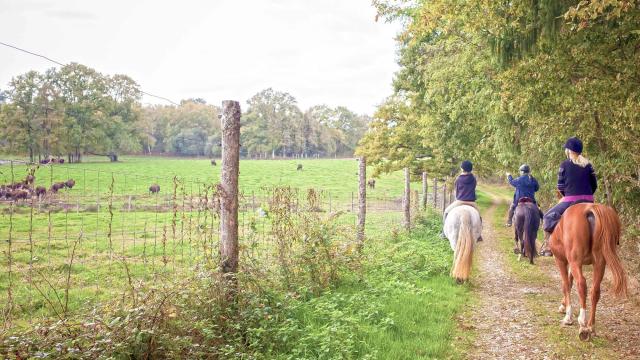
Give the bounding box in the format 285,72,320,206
505,164,541,227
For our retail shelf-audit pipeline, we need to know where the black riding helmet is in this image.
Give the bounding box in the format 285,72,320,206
519,164,530,174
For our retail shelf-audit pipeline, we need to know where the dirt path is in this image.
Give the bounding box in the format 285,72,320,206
462,198,640,360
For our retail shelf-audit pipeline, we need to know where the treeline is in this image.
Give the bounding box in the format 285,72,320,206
359,1,640,216
0,65,369,162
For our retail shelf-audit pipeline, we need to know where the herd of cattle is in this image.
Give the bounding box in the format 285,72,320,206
0,174,76,202
39,157,66,165
0,175,163,203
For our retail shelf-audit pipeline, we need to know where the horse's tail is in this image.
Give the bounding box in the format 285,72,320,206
451,209,474,281
589,204,628,297
522,206,537,263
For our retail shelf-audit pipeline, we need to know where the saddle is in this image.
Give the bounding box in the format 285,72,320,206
517,197,534,204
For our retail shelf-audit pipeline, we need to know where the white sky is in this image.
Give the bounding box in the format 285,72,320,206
0,0,401,114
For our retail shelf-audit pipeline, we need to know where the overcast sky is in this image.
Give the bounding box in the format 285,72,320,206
0,0,401,114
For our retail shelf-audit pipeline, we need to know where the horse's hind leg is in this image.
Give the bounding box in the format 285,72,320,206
555,257,573,324
586,258,605,338
570,262,591,340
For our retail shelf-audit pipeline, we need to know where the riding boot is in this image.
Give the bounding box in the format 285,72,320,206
505,206,515,227
539,231,553,256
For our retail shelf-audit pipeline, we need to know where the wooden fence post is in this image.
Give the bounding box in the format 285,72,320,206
412,189,419,223
433,178,438,209
219,100,241,289
442,183,447,214
421,172,428,210
403,167,411,230
357,157,366,249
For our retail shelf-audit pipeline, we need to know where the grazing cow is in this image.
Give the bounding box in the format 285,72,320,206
65,179,76,189
50,182,66,193
149,184,160,194
297,164,303,171
11,189,29,202
211,159,217,166
367,179,376,189
25,175,35,184
58,158,65,164
35,186,47,198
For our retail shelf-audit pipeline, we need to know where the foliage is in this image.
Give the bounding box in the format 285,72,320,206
1,69,369,160
241,89,369,159
361,0,640,215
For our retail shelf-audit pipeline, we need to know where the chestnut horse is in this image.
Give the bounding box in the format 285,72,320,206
550,203,628,340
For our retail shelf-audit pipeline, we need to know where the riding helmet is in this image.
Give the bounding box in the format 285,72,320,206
519,164,530,173
461,160,473,172
564,136,583,154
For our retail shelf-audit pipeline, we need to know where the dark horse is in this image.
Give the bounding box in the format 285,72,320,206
550,203,627,341
513,198,540,264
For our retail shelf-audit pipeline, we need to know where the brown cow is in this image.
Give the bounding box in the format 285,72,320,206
65,179,76,189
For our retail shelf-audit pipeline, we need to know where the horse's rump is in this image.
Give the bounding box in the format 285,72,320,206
514,202,540,261
554,203,627,297
444,205,482,281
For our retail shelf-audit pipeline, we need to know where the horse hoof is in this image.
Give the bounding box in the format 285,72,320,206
518,254,522,261
455,278,465,285
558,304,566,314
579,327,592,341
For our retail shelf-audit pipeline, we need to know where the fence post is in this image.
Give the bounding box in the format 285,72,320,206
442,183,447,214
357,157,366,249
403,167,410,230
433,178,438,208
421,172,427,210
351,191,354,213
219,100,241,291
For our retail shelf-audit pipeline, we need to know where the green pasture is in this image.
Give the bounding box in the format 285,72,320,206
0,156,427,202
1,157,436,327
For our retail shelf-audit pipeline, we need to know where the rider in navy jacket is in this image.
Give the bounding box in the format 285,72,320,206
505,164,540,227
540,137,597,256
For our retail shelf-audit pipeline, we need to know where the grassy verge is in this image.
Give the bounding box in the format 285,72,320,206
268,212,470,359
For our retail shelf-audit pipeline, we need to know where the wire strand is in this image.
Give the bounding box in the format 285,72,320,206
0,40,179,106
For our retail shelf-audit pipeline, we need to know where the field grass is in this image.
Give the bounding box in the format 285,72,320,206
270,212,470,359
1,157,445,328
0,156,424,201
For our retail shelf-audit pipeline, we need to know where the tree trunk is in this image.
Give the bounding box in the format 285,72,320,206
219,100,241,291
404,167,410,230
422,172,428,210
357,156,366,249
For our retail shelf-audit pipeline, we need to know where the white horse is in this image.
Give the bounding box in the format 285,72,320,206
443,205,482,282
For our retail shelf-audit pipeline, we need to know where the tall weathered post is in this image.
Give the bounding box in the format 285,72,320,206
357,157,366,249
442,183,447,214
220,101,241,289
433,178,438,209
421,172,428,210
404,167,411,230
